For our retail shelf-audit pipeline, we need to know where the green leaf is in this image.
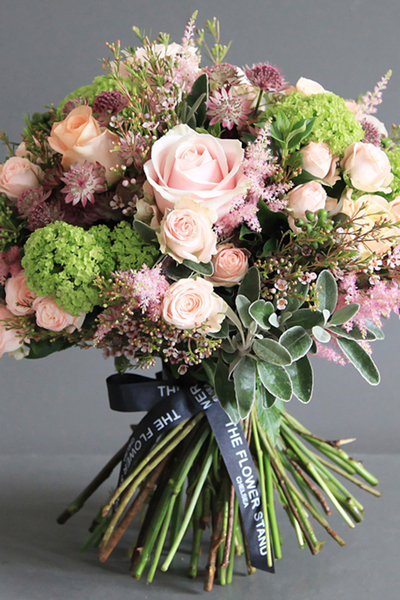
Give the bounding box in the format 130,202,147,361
312,326,331,343
235,294,253,328
215,360,239,423
285,356,314,403
336,338,380,385
238,266,260,303
328,303,360,326
257,361,292,402
233,356,256,419
182,259,214,276
26,338,73,360
315,270,338,314
133,220,157,243
328,325,376,341
253,339,292,366
365,320,384,340
258,385,277,409
165,261,193,281
249,299,274,330
256,395,284,447
286,308,325,329
185,73,209,127
279,326,313,361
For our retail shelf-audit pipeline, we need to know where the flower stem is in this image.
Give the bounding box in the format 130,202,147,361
264,454,282,560
252,413,273,568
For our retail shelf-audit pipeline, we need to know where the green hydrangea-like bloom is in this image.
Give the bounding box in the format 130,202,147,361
22,221,115,316
59,76,122,111
266,92,364,155
385,146,400,201
111,221,159,271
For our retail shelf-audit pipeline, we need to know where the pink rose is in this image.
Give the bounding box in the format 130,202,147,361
157,198,218,264
301,142,339,185
207,244,250,287
162,278,227,332
5,271,36,316
144,124,249,218
48,106,123,185
0,306,22,357
341,142,393,193
295,77,326,96
33,297,85,333
287,181,327,230
0,157,43,200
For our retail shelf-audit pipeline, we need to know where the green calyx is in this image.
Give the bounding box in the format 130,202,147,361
265,92,364,155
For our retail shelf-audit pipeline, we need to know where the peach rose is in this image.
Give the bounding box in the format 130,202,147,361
341,142,393,193
342,192,400,257
157,198,218,264
0,306,23,357
301,142,339,185
287,181,327,230
295,77,326,96
162,278,227,332
0,157,42,200
5,271,36,316
33,297,85,333
207,244,249,287
48,106,123,185
143,124,249,218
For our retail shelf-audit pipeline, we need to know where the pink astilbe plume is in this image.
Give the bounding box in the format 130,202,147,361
113,265,169,322
357,71,392,115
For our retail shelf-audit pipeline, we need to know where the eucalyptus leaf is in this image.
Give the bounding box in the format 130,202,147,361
215,360,239,423
253,338,292,366
249,299,274,330
269,313,280,328
285,356,314,403
315,270,338,314
258,385,277,409
233,356,256,418
238,266,260,303
328,303,360,326
337,338,380,385
256,396,284,447
208,318,229,339
235,294,253,328
312,326,331,343
279,326,313,360
133,220,157,243
365,320,385,340
257,361,292,402
286,308,325,330
165,261,193,281
182,259,214,276
328,325,376,342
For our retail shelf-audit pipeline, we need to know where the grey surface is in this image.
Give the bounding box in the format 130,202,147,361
0,453,399,599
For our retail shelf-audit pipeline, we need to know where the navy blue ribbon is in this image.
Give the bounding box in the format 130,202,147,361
106,373,274,573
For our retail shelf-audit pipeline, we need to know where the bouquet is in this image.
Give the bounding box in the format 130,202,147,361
1,13,398,591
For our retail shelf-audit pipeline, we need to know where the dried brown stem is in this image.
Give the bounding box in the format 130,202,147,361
99,457,168,563
287,455,332,515
204,506,224,592
221,485,235,568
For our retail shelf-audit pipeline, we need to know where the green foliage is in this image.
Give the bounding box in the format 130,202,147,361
215,360,239,423
0,195,23,251
256,394,284,447
57,76,125,114
22,221,115,316
180,74,209,128
268,110,315,158
336,337,380,385
233,356,256,419
111,221,159,271
265,92,364,155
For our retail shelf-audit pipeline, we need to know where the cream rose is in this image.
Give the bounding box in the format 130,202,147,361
342,192,400,257
5,271,36,316
287,181,327,230
295,77,326,95
33,297,85,333
341,142,393,193
143,124,249,218
162,278,227,332
301,142,339,185
157,198,217,264
207,244,249,287
48,105,123,185
0,306,23,357
0,157,42,200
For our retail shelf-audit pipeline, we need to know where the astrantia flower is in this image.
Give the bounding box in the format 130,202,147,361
62,96,89,116
61,162,107,207
244,63,285,92
92,91,128,124
204,63,243,88
206,87,252,130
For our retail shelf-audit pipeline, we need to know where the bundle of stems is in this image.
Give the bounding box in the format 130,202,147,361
58,410,381,592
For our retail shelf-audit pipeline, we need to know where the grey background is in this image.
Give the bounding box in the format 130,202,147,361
1,0,400,455
1,1,400,599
